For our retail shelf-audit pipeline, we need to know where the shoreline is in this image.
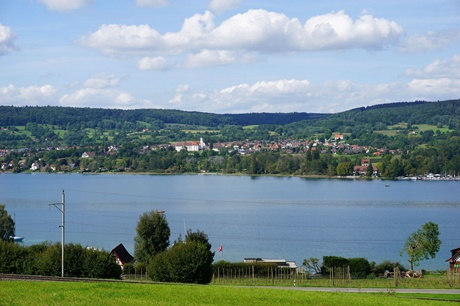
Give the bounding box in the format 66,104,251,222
2,170,459,181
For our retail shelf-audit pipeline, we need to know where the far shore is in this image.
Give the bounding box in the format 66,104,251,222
2,170,459,181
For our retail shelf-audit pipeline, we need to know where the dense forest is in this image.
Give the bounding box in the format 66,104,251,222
0,106,323,128
1,99,460,178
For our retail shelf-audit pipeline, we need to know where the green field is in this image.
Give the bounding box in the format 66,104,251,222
0,281,455,305
374,123,452,137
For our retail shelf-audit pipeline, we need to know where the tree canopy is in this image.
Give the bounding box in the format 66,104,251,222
0,204,15,241
134,210,170,263
148,229,215,284
401,222,441,271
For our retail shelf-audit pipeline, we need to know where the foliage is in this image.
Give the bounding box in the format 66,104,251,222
373,260,407,274
302,257,322,274
0,204,15,241
348,258,372,278
321,256,350,273
401,222,441,271
0,241,121,278
134,210,170,263
148,232,215,284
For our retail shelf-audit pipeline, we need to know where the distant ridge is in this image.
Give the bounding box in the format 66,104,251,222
0,99,458,127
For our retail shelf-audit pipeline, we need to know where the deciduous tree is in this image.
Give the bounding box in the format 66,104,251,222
0,204,15,241
134,210,170,263
401,222,441,271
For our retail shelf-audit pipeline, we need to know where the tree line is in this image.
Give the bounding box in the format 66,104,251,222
4,130,460,178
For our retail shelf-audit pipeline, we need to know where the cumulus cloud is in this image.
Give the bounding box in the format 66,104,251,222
168,84,198,107
137,56,168,70
136,0,169,7
183,50,237,68
407,78,460,96
83,73,121,88
80,10,403,56
0,84,56,105
163,74,460,114
208,0,242,14
399,29,460,53
406,54,460,79
38,0,91,11
59,88,136,108
0,24,18,56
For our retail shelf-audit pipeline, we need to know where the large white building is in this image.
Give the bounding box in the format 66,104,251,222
175,137,206,152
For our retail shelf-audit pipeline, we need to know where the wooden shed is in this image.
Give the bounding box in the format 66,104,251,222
446,247,460,270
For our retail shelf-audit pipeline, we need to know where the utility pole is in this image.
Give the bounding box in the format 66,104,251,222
50,190,65,277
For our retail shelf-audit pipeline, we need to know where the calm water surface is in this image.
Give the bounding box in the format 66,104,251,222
1,173,458,270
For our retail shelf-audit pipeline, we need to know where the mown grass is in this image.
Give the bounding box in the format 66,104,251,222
0,281,454,306
212,275,460,290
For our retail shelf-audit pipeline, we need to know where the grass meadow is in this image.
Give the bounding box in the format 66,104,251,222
0,280,456,306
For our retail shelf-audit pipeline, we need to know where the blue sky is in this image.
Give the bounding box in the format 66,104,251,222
1,0,459,113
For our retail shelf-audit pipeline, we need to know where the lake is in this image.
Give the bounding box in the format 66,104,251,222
1,173,458,270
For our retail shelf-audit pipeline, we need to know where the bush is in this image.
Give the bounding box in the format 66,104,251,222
373,260,407,275
321,256,349,275
0,241,121,279
349,258,371,278
148,241,214,284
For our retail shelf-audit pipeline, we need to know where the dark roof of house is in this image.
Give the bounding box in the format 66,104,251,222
111,243,135,265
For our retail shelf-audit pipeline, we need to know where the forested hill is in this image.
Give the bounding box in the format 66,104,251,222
0,99,459,129
285,99,460,133
0,106,323,128
338,100,460,126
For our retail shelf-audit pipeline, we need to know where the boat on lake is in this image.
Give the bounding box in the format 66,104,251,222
10,236,24,242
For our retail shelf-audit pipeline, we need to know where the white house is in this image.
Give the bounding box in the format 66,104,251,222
30,162,40,171
175,138,206,152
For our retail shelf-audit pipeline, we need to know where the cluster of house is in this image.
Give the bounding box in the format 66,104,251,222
353,158,379,176
0,135,406,174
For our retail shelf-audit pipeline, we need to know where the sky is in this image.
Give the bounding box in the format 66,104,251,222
0,0,459,114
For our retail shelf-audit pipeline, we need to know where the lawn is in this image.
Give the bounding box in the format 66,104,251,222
0,281,454,306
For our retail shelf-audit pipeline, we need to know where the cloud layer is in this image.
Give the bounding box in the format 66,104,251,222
80,10,403,56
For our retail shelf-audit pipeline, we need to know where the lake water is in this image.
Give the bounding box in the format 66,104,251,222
1,173,458,270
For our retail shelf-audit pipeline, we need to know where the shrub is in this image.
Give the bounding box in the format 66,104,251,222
373,260,407,275
148,240,214,284
348,258,371,278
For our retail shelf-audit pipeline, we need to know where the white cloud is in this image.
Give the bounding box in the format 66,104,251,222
0,84,56,105
80,10,403,56
399,29,460,53
59,88,137,108
83,74,121,88
137,56,168,70
168,84,196,106
406,54,460,79
183,50,237,68
136,0,168,7
38,0,91,11
164,74,460,114
0,24,18,56
407,78,460,97
80,24,162,55
208,0,242,14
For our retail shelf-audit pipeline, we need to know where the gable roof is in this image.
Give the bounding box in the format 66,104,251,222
111,243,135,265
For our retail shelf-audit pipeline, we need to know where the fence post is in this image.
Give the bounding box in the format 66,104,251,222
394,266,399,287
